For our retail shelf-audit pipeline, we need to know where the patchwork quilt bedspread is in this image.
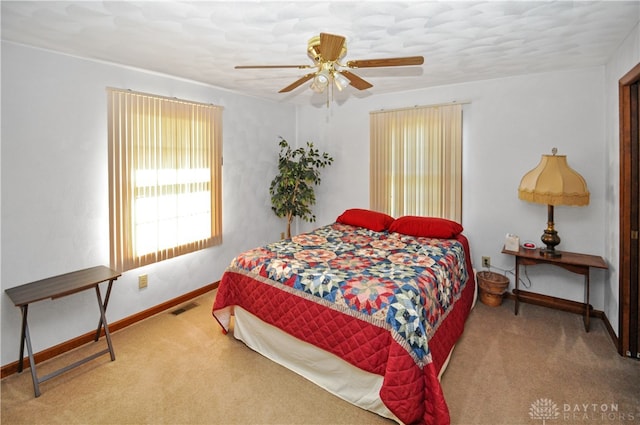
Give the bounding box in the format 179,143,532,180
212,223,475,425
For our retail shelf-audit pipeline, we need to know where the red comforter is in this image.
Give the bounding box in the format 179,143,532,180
213,223,475,424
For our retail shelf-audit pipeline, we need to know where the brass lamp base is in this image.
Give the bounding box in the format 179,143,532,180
540,249,561,258
540,205,561,258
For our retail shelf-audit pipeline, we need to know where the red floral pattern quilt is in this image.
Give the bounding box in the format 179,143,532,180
212,223,476,425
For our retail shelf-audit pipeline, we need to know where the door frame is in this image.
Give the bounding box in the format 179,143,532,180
619,63,640,358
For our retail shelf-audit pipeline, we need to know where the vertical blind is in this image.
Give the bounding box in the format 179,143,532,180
370,103,463,221
107,88,223,272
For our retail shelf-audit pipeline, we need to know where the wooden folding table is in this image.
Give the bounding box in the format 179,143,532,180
5,266,121,397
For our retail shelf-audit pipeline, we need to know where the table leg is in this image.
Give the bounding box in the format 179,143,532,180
21,314,41,397
95,285,115,361
94,280,114,342
584,273,591,332
514,260,520,315
17,305,28,373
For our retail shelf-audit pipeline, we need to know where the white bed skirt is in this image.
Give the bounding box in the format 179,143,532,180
233,306,401,422
232,282,477,424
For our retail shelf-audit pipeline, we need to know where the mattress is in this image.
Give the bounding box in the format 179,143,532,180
213,222,476,424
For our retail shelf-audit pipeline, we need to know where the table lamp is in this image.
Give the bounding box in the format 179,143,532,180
518,148,590,258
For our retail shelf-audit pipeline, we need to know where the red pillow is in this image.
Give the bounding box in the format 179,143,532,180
336,209,394,232
388,216,463,238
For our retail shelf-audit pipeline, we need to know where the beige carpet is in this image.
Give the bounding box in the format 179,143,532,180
1,290,638,425
441,298,640,425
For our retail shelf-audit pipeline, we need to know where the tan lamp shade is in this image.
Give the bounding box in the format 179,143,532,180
518,153,590,206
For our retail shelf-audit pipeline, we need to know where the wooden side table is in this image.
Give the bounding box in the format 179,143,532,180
501,247,608,332
5,266,121,397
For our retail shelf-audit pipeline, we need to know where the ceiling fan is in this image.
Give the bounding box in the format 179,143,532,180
235,32,424,96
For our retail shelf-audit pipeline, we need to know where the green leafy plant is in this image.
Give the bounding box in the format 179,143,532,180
269,138,334,238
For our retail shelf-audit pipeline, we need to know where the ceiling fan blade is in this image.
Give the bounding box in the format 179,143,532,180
235,65,312,69
278,73,315,93
320,33,346,62
346,56,424,68
340,70,373,90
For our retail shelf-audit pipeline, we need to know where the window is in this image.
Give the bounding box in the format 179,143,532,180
107,88,223,272
370,103,462,221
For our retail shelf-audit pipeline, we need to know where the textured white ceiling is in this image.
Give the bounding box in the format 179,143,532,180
2,1,639,106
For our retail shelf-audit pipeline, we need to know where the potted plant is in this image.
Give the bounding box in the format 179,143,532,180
269,138,334,238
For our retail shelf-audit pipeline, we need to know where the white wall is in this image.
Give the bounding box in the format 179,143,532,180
1,38,628,368
604,22,640,336
296,67,609,315
0,42,296,366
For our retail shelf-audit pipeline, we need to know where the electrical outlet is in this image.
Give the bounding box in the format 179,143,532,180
482,256,491,268
138,274,148,289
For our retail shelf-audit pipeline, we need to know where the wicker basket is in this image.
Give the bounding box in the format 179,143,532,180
477,271,509,307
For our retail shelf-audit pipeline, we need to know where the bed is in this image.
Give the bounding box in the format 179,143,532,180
212,209,476,425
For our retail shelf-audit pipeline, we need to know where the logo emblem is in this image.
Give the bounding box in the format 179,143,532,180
530,398,560,424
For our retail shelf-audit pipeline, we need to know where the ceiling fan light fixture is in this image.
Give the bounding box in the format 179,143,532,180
310,80,324,93
310,69,330,93
333,72,350,91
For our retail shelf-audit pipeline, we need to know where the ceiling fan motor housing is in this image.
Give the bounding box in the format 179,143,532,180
307,35,347,64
